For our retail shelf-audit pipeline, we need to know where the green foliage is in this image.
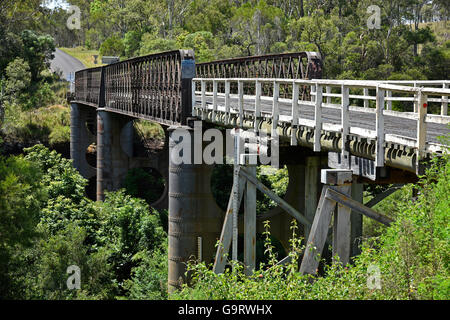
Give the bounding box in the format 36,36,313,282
99,35,126,57
183,31,216,62
4,58,31,106
2,105,70,147
123,31,143,57
24,145,87,203
97,190,166,295
124,246,168,300
17,222,116,300
0,145,169,299
256,166,289,214
139,33,177,55
20,30,55,82
0,155,45,298
173,155,450,300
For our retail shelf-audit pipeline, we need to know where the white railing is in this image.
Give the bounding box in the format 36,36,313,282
192,78,450,167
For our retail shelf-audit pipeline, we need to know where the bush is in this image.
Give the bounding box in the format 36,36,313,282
97,190,167,295
173,154,450,300
100,35,125,57
139,34,177,55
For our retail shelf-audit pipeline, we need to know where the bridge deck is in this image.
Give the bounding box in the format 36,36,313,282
196,94,448,145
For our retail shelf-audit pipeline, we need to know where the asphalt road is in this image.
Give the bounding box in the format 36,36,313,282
50,48,85,81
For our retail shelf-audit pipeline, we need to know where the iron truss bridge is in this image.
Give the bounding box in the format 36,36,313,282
71,50,450,179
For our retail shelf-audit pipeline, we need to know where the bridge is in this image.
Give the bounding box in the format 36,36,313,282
70,49,449,292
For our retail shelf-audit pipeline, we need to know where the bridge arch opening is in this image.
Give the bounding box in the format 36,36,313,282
85,175,97,200
85,143,97,168
132,120,166,157
123,167,166,205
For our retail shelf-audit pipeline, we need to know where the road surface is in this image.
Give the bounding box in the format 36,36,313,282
50,48,85,81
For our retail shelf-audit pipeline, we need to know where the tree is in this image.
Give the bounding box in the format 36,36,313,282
0,155,44,298
99,35,126,57
20,30,55,82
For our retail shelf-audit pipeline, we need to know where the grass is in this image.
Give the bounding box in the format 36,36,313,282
59,47,104,68
2,104,71,147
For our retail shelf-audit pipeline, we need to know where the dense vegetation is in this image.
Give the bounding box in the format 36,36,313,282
173,154,450,300
40,0,449,80
0,145,168,299
0,0,449,300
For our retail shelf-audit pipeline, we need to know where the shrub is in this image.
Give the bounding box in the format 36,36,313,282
100,35,125,57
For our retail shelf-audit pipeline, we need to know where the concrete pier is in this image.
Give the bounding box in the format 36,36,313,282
167,125,223,293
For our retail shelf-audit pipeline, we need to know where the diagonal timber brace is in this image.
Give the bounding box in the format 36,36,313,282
213,166,313,274
300,169,394,275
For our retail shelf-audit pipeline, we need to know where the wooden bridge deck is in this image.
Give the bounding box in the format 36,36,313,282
196,94,448,145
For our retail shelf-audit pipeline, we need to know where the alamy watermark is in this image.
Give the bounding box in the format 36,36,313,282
66,265,81,290
169,121,279,168
66,5,81,30
367,264,381,289
367,5,381,30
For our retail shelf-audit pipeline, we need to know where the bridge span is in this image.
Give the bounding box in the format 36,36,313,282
70,49,449,292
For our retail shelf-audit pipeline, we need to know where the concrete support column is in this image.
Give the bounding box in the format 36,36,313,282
97,110,135,201
70,103,82,170
97,110,113,201
121,120,134,158
70,103,96,180
167,125,222,293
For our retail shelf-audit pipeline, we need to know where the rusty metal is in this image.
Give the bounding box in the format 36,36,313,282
74,50,195,126
195,51,322,98
73,51,322,124
74,67,102,106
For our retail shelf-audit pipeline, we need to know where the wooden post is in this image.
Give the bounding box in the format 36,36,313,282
238,80,244,127
413,82,418,113
300,169,353,275
299,186,336,275
314,84,323,152
442,83,448,116
416,89,428,167
255,80,261,133
341,85,350,168
212,79,218,122
375,85,385,168
272,81,280,135
350,183,363,258
305,157,321,240
363,88,369,108
201,80,206,120
244,162,257,275
386,90,392,110
232,131,241,262
326,86,332,105
332,183,352,266
191,80,196,116
225,80,231,125
311,84,316,102
213,176,246,274
291,82,299,146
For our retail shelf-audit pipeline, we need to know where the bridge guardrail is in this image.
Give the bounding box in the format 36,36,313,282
74,67,103,106
74,49,195,126
195,52,323,99
192,77,450,174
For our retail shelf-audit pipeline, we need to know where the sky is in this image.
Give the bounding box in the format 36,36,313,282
41,0,70,10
